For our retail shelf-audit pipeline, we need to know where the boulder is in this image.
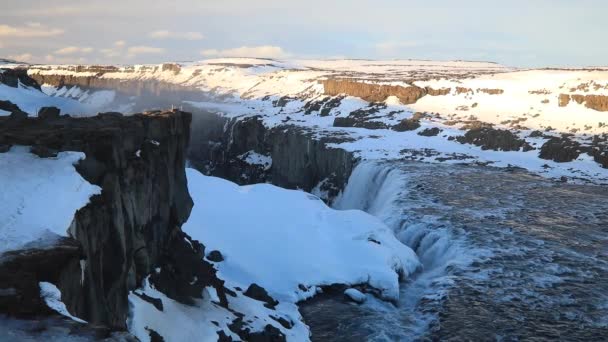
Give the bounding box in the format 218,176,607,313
244,283,279,309
392,118,421,132
38,106,61,119
539,137,581,162
456,128,531,151
418,127,442,136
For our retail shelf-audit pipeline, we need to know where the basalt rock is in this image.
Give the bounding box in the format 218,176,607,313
558,94,608,111
418,127,442,136
392,118,421,132
456,128,531,152
187,110,354,202
0,110,224,329
322,79,426,104
38,106,61,119
0,68,41,89
425,86,451,96
539,137,581,163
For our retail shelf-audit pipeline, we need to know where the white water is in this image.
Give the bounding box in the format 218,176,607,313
333,161,476,340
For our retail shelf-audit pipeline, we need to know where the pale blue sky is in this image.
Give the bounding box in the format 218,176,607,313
0,0,606,67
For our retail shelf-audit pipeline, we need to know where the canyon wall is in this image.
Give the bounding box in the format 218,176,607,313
187,109,356,201
0,110,226,329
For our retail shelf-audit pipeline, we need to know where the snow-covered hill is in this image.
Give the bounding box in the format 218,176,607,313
3,58,608,183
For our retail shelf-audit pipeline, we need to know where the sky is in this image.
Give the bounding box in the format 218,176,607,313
0,0,606,67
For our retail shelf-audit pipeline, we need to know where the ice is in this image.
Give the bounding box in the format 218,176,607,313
39,282,86,323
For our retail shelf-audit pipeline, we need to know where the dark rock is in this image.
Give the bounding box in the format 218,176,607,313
38,107,61,119
229,318,286,342
539,137,581,162
0,68,41,89
207,250,224,262
334,117,388,130
9,110,28,120
0,237,81,318
0,144,11,153
146,327,165,342
0,100,22,113
133,292,164,311
149,230,227,307
456,128,531,151
392,118,420,132
0,110,200,329
528,130,544,138
30,145,58,158
244,284,279,309
270,315,293,329
418,127,442,136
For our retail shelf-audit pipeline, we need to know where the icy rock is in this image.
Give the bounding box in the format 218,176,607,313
344,288,366,303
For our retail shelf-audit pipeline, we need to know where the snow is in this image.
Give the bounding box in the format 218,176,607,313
39,282,87,323
125,168,420,341
17,59,608,183
238,150,272,170
183,168,420,303
0,146,101,253
0,83,89,116
344,288,367,303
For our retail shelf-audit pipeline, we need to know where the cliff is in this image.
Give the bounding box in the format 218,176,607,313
187,110,355,201
0,110,226,330
322,79,427,104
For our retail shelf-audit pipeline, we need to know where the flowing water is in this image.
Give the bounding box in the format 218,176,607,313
300,161,608,341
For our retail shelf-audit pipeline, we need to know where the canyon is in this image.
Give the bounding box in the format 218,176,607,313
1,59,608,341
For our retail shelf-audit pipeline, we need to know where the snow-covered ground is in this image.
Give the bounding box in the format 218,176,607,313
127,168,420,341
23,58,608,183
0,146,101,253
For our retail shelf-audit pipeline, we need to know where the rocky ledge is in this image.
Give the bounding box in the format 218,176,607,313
0,110,227,331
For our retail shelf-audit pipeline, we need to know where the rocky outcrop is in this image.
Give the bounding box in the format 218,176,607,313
26,67,208,111
187,109,355,202
425,86,451,96
456,128,532,152
0,68,41,89
0,110,226,329
392,118,421,132
539,137,581,163
558,93,608,111
322,79,426,104
477,88,504,95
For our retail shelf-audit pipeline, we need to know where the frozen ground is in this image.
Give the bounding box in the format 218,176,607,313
127,168,420,341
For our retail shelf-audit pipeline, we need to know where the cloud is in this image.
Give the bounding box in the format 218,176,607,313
55,46,94,55
149,30,204,40
127,45,165,57
114,40,126,47
0,23,64,38
201,45,290,59
8,53,33,62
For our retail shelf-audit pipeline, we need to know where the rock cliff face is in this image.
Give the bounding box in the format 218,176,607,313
26,66,208,111
187,109,355,201
0,110,225,329
0,67,41,89
322,79,427,104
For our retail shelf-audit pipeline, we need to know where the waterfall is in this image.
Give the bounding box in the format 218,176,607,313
330,160,475,340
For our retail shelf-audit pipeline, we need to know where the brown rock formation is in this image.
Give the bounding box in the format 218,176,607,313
425,86,451,96
477,88,504,95
322,79,426,104
558,94,571,107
